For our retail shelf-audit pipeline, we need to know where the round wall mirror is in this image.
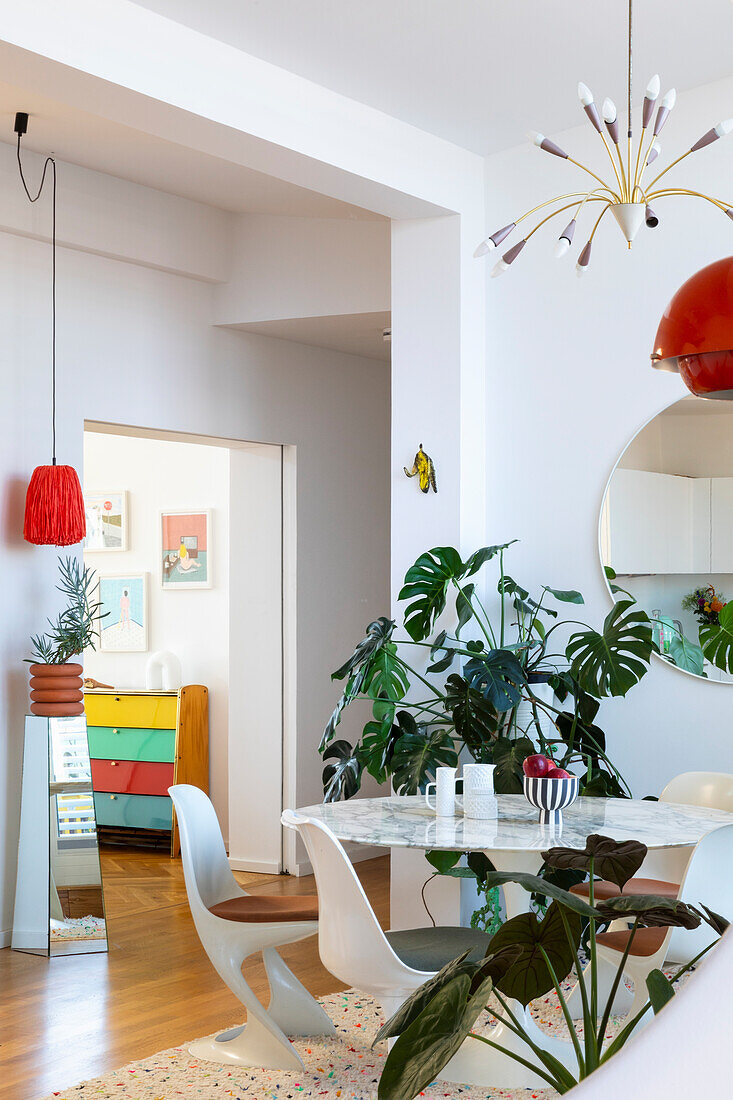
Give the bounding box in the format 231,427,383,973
600,395,733,683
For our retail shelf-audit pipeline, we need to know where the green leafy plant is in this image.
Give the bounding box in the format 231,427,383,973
27,556,105,664
319,542,654,802
374,833,727,1098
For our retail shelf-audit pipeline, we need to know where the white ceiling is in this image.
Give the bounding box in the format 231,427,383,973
133,0,733,155
227,311,391,361
0,80,382,219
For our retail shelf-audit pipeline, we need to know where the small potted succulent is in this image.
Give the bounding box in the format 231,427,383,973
27,557,105,717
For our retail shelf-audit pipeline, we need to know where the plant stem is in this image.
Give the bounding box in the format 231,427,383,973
589,860,598,1023
559,905,597,1070
596,916,639,1050
538,945,585,1075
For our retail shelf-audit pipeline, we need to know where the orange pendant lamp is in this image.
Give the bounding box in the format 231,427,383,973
16,112,86,546
651,256,733,400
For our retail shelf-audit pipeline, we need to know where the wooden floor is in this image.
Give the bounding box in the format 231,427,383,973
0,846,390,1100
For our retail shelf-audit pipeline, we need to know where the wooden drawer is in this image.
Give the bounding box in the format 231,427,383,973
85,693,177,730
94,792,173,830
91,759,174,797
87,726,176,763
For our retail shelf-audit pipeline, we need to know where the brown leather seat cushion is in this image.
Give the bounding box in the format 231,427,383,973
209,894,319,923
570,877,679,901
596,926,667,957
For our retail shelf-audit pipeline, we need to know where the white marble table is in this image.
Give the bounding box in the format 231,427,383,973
296,794,733,1088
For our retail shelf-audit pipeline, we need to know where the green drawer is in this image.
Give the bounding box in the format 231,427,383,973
94,792,172,830
88,726,176,763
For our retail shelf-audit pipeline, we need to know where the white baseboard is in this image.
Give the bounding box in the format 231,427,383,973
0,928,11,949
294,842,386,878
228,856,283,874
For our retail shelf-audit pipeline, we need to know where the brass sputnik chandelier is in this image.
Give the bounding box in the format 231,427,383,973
476,0,733,277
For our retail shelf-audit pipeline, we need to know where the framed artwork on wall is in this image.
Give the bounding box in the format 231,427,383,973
160,511,212,590
84,491,128,551
98,573,148,652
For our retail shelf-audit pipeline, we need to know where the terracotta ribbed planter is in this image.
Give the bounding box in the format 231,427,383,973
29,662,84,717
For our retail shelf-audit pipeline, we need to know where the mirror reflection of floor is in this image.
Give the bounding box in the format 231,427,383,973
50,916,107,956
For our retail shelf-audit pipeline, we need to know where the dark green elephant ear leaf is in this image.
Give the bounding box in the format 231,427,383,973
377,973,475,1100
597,895,702,929
646,968,675,1014
373,951,473,1045
541,834,648,889
488,902,581,1007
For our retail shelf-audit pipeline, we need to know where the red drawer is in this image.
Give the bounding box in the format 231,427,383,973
91,758,174,797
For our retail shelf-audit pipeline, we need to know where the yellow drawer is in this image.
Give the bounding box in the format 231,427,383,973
84,693,178,730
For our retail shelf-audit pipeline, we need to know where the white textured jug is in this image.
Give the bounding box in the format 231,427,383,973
463,763,497,819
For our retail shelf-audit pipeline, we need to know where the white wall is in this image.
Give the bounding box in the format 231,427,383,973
483,74,733,797
82,430,231,833
0,182,390,942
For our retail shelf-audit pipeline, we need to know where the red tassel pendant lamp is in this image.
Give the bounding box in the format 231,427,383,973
16,112,86,547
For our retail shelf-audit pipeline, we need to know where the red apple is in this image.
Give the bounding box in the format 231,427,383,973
522,754,554,778
546,767,571,779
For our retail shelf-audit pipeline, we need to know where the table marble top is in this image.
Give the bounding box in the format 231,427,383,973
293,795,733,852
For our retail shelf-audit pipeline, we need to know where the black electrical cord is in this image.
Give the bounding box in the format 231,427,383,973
17,132,57,465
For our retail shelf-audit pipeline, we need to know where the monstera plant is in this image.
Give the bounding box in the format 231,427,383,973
319,542,654,801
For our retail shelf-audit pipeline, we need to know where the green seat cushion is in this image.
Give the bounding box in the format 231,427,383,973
385,926,492,972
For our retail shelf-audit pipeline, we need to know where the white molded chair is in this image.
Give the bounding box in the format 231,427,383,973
170,785,335,1069
568,770,733,1018
282,808,492,1022
593,823,733,1033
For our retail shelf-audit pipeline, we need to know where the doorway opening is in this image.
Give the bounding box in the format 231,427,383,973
82,421,295,873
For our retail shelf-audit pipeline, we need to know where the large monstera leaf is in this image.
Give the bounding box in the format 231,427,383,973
398,543,516,642
464,649,526,711
321,618,402,750
443,674,499,761
389,713,458,794
566,598,653,697
700,602,733,673
322,740,363,802
492,735,535,793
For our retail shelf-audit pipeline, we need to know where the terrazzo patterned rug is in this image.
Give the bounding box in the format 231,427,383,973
39,974,677,1100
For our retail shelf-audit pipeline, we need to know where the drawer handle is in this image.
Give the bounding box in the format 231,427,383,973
113,728,119,734
111,761,118,767
110,795,117,801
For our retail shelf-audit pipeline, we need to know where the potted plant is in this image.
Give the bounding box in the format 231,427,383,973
374,833,726,1098
27,556,105,717
319,541,654,802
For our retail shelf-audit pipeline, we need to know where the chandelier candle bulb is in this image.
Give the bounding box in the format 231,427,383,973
603,97,620,143
642,74,661,128
576,240,592,276
529,131,569,159
691,118,733,151
578,82,602,131
647,140,661,165
654,89,676,136
474,221,516,257
645,204,659,228
554,217,576,258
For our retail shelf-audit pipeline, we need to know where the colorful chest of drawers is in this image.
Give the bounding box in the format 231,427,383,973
84,686,208,856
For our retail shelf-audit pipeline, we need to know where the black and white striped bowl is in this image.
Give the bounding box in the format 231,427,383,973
523,774,580,826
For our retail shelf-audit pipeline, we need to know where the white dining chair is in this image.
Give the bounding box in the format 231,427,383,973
593,822,733,1034
282,808,492,1022
170,785,335,1070
567,769,733,1018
